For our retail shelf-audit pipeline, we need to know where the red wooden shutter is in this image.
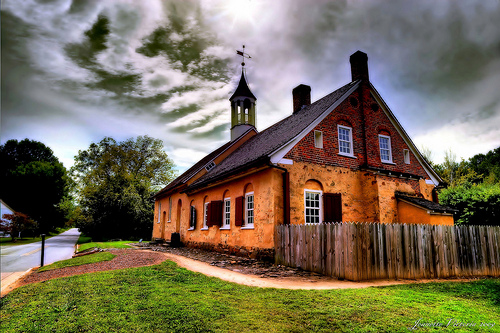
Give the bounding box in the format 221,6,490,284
323,193,342,222
206,202,213,227
235,196,244,226
211,200,223,227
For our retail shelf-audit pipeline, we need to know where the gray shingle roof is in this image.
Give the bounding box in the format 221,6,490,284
154,140,234,197
396,194,458,213
186,81,358,191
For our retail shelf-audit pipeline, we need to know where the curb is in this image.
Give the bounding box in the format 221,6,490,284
1,267,36,297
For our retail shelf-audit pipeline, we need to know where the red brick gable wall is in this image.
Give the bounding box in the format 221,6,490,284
284,85,429,179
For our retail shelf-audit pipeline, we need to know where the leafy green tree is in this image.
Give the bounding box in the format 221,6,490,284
72,136,175,240
1,212,38,241
439,183,500,226
466,147,500,184
0,139,70,232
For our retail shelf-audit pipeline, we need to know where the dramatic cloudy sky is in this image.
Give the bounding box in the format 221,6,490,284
2,0,500,173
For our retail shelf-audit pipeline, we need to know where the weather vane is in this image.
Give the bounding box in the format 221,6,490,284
236,45,252,68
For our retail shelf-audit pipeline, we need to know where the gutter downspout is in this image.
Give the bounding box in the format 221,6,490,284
267,163,290,225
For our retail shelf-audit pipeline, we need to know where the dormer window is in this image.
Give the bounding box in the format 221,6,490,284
205,161,216,172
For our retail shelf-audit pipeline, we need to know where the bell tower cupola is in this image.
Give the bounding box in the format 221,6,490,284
230,46,256,141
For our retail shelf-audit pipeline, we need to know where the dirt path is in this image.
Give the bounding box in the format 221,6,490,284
161,251,471,289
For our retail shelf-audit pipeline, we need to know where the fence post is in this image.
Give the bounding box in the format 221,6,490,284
40,234,46,267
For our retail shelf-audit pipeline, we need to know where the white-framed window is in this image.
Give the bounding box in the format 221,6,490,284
221,198,231,229
243,192,254,228
403,149,410,164
188,205,196,230
168,197,172,222
202,202,209,230
304,190,322,224
338,125,354,157
379,135,393,163
314,130,323,148
157,202,161,223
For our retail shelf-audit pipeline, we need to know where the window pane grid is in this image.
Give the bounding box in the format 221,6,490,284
224,199,230,226
338,127,352,154
246,195,254,226
379,136,391,162
305,191,321,224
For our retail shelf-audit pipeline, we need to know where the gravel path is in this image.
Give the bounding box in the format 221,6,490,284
13,249,166,288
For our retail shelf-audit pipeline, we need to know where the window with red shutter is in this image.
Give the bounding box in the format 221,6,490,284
209,200,223,227
206,202,213,227
323,193,342,222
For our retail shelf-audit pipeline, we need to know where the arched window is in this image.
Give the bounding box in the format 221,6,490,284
189,200,196,230
222,190,231,229
304,180,323,224
242,184,254,228
202,196,209,230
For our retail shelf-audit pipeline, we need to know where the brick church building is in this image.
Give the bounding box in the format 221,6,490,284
152,51,454,257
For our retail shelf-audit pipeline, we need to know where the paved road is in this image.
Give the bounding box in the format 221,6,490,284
1,228,80,292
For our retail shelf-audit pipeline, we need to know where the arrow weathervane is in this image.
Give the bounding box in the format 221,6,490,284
236,45,251,67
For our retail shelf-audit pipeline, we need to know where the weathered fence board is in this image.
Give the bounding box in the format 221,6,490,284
276,222,500,281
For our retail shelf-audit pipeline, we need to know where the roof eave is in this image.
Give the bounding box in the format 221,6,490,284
184,156,270,193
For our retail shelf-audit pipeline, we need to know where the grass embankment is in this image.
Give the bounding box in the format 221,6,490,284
78,241,133,252
38,252,116,272
76,234,135,252
2,260,499,332
0,227,70,246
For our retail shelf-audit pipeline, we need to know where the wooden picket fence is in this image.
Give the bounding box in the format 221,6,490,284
275,223,500,281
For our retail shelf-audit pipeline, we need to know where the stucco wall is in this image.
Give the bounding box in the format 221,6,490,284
398,201,454,226
153,168,281,251
281,161,433,225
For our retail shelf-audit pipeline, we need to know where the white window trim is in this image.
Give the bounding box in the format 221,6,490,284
314,130,323,149
188,205,195,231
403,149,410,164
167,197,172,223
243,192,255,229
304,189,323,225
221,198,231,230
157,202,161,223
337,125,355,157
201,202,209,230
379,134,393,163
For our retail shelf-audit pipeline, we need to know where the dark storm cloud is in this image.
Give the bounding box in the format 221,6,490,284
2,0,499,170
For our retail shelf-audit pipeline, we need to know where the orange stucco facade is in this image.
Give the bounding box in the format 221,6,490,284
153,167,283,254
397,201,454,226
152,161,448,256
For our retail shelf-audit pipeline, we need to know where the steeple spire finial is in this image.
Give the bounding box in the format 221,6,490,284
236,45,252,69
230,45,256,141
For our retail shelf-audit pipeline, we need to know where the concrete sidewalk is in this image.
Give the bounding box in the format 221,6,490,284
1,268,36,297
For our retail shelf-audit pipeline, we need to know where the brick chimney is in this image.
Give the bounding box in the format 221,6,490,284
292,84,311,114
349,51,369,82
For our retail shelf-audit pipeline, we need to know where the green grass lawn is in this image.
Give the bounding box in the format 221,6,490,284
78,240,134,252
38,252,116,272
1,260,499,333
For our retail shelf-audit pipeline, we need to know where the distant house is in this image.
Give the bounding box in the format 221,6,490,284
0,199,15,236
153,51,454,258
